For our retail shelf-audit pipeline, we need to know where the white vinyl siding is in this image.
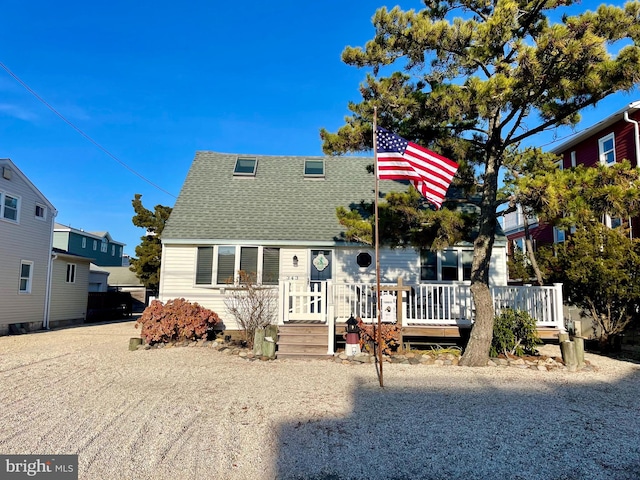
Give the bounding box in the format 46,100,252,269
49,257,89,323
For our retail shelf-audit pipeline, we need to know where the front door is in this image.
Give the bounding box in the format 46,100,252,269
310,250,332,313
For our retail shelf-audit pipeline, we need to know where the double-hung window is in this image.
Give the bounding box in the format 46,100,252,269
420,249,473,282
1,192,19,222
599,133,616,166
66,264,76,283
196,246,280,285
101,238,108,253
19,261,33,293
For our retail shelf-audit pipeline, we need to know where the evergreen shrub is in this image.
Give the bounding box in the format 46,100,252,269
490,308,541,357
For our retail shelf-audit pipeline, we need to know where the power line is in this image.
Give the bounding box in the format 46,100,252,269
0,61,177,199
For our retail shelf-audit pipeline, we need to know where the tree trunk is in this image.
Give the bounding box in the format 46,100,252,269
460,148,500,367
460,281,494,366
522,211,543,286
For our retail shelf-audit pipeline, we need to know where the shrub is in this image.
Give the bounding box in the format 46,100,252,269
490,308,541,357
223,271,278,348
356,317,400,355
135,298,220,344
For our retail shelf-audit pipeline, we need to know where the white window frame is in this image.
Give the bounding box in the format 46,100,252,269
119,246,123,257
93,240,97,251
111,245,115,256
420,248,474,282
66,263,76,283
599,133,616,166
19,260,33,294
101,238,108,253
1,191,20,223
82,237,87,249
35,203,47,221
570,151,577,168
605,214,624,229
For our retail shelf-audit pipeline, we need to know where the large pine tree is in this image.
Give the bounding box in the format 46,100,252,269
321,0,640,366
129,194,172,294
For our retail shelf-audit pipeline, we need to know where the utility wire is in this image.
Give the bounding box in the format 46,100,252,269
0,61,177,199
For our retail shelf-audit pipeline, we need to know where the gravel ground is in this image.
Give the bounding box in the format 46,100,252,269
1,321,640,480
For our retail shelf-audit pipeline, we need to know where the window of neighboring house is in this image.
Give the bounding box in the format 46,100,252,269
101,238,108,253
605,215,624,229
554,227,566,243
556,159,564,170
599,133,616,166
82,237,86,249
570,151,577,168
304,160,325,177
111,245,115,256
420,250,438,281
1,192,19,222
19,261,33,293
196,246,281,285
512,238,526,254
233,157,257,176
35,204,46,220
119,246,123,257
66,263,76,283
93,240,97,251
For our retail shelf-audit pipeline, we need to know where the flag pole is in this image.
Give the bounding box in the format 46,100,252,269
373,107,383,388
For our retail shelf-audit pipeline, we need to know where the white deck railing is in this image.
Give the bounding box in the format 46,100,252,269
280,280,565,331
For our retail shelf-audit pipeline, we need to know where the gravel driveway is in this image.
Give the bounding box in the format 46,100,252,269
1,321,639,480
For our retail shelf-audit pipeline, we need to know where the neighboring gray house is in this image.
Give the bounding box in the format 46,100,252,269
49,248,91,328
89,263,110,292
0,159,57,334
158,152,524,356
100,266,148,312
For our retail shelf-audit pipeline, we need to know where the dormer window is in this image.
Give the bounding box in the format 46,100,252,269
304,160,324,177
234,158,257,176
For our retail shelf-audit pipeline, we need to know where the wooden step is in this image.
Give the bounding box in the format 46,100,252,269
276,323,331,359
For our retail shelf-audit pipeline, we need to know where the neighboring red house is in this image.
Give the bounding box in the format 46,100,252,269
503,100,640,277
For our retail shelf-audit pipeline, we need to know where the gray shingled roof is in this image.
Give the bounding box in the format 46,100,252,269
162,151,401,244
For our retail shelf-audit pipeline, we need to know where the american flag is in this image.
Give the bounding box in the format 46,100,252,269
376,126,459,209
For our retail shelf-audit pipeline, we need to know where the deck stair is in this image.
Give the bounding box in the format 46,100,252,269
276,324,331,360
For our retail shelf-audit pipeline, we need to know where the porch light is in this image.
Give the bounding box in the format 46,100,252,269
293,255,298,267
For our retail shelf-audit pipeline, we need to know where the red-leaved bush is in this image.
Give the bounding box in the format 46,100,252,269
356,317,400,355
135,298,220,344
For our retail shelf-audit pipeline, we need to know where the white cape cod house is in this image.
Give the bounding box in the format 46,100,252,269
159,152,563,357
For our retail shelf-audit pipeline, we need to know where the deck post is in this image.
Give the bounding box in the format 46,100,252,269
327,280,335,355
553,283,566,332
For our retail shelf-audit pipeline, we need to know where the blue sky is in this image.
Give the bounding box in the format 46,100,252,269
1,0,637,256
